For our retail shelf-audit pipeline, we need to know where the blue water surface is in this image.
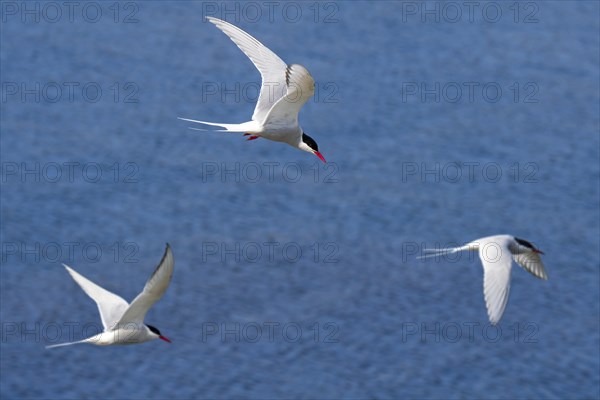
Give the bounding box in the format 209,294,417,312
1,1,599,399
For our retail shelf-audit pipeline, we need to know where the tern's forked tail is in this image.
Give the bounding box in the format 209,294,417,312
417,243,478,260
178,117,260,133
45,339,88,349
417,248,458,260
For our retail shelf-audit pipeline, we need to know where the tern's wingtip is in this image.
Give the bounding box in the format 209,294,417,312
488,314,501,326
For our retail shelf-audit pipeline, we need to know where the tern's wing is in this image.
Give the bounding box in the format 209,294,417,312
207,17,288,125
63,265,129,331
116,244,174,326
478,237,513,325
513,252,548,280
263,64,315,130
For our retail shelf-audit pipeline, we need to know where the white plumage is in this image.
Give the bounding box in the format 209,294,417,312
179,17,325,162
419,235,547,324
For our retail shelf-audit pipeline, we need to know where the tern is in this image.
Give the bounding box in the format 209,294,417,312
418,235,548,324
179,17,326,163
46,244,174,348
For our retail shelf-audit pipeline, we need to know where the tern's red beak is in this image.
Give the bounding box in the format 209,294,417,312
159,335,172,343
534,249,544,255
314,151,326,163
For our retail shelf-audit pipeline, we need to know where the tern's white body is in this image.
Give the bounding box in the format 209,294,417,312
179,17,324,161
419,234,547,325
46,244,174,348
59,325,160,347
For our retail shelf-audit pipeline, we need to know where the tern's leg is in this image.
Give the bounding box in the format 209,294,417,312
243,133,259,140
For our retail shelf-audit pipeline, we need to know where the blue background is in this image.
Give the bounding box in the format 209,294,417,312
1,1,599,398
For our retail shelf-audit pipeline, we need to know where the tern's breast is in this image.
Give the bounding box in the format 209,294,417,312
260,127,302,144
89,327,152,346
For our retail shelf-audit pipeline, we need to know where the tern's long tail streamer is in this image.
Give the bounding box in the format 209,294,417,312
178,117,260,133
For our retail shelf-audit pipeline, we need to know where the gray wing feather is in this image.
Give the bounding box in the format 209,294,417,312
116,244,174,326
207,17,288,124
513,252,548,280
63,265,129,331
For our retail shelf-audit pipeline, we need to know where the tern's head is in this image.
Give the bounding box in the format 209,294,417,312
299,133,326,163
146,324,172,343
514,237,544,254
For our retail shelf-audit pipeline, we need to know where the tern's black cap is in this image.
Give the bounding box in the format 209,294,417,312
302,133,319,152
146,324,161,335
515,237,535,250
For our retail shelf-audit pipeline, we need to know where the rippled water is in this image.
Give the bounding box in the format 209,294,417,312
1,1,599,399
